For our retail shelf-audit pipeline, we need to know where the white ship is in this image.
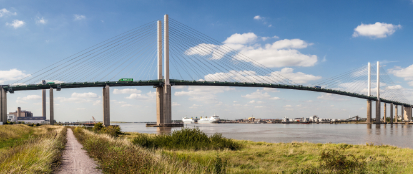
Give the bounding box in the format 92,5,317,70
198,114,220,124
182,117,196,124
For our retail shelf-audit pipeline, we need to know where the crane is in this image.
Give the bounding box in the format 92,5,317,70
92,116,96,124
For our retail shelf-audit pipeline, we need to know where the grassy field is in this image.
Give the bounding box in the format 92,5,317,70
121,131,413,173
0,125,67,173
73,126,230,173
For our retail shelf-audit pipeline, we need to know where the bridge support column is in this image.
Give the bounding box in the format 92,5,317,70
409,107,412,122
375,101,381,124
102,85,110,126
390,103,393,124
0,86,7,123
49,87,54,125
403,106,408,121
42,80,46,118
383,103,387,123
163,14,172,125
395,105,398,122
156,87,164,126
367,100,372,123
163,85,171,124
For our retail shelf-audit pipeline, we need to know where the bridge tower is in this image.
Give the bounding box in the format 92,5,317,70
156,14,172,126
0,86,7,124
367,62,372,123
375,61,381,124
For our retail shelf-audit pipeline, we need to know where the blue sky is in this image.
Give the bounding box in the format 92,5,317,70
1,0,413,122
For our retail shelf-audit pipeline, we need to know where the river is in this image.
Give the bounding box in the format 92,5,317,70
116,123,413,149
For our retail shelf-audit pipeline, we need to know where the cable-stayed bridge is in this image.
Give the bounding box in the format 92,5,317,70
0,15,412,126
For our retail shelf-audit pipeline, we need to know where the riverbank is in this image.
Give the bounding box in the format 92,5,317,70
122,131,413,173
0,125,67,173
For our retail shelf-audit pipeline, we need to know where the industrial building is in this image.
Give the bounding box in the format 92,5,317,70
9,107,33,117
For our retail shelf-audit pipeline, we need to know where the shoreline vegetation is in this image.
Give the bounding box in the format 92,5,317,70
2,124,413,173
0,124,67,173
75,125,413,173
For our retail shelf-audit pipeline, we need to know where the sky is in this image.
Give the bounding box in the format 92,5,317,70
2,0,413,122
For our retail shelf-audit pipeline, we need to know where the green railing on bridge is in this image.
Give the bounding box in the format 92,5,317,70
2,79,410,106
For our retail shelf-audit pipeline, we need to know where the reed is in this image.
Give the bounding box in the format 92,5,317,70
72,126,228,173
0,125,67,174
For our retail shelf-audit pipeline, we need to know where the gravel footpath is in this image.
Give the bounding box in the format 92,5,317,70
56,128,102,174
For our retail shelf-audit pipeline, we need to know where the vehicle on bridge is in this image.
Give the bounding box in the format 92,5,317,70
119,78,133,82
47,82,55,84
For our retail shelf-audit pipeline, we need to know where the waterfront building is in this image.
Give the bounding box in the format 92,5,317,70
9,107,33,117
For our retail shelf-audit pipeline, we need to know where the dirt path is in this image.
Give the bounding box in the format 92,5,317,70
56,128,102,174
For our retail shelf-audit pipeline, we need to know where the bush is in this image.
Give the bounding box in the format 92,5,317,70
132,128,242,150
93,122,104,132
103,126,122,137
319,148,366,173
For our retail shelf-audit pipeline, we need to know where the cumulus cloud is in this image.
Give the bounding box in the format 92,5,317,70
172,102,181,106
185,33,317,68
242,89,279,100
36,17,47,24
253,15,262,20
126,91,155,100
202,68,321,84
317,93,348,101
6,20,24,28
113,88,141,94
189,104,202,109
16,95,41,103
389,65,413,86
175,86,234,103
0,69,30,84
56,92,99,103
353,22,401,38
0,8,16,17
74,14,86,21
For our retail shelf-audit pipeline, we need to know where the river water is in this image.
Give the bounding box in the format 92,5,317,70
117,123,413,149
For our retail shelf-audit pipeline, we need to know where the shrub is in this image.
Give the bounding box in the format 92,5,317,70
319,148,366,173
103,126,122,137
92,122,104,132
132,128,242,150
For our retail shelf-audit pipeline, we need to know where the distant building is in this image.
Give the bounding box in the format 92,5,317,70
9,107,33,117
7,114,17,122
17,116,47,124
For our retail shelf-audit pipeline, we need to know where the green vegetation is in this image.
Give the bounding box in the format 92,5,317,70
72,126,228,173
92,122,122,137
0,125,67,173
132,127,241,150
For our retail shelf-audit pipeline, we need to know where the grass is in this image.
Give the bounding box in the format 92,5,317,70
72,126,228,173
131,127,242,150
121,131,413,173
0,125,67,173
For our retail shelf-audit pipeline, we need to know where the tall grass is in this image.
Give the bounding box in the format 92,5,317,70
72,126,228,173
0,125,67,173
0,124,31,140
132,127,242,150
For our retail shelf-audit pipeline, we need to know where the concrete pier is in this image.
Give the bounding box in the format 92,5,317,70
50,87,54,125
163,14,172,125
376,101,381,124
403,106,408,121
0,86,7,123
42,80,46,118
390,103,393,124
367,100,372,123
102,85,110,126
383,103,387,123
395,105,398,122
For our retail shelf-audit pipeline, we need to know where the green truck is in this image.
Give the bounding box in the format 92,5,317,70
47,82,55,84
119,78,133,82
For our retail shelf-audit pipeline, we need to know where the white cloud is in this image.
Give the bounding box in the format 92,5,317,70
185,33,317,68
56,92,99,103
16,95,41,103
36,17,47,24
74,14,86,21
389,65,413,86
243,89,279,99
353,22,401,38
268,24,272,27
0,69,30,84
113,88,141,94
262,36,279,41
93,100,101,106
0,8,16,17
387,85,402,90
121,104,133,107
203,68,320,84
256,101,263,104
76,108,86,110
255,106,264,108
172,102,181,106
189,104,202,109
317,93,348,101
175,86,234,103
126,91,155,100
6,20,25,29
253,15,262,20
263,88,279,92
